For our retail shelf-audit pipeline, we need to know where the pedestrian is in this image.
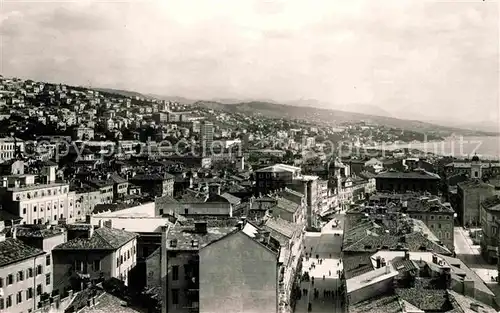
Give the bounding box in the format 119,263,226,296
308,302,312,312
329,270,331,276
323,275,325,280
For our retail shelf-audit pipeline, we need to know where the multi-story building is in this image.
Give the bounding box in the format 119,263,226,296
72,126,94,140
445,156,500,179
199,227,279,313
0,137,17,162
0,166,76,225
52,225,137,293
0,227,47,313
375,169,441,195
457,180,499,227
480,195,500,263
200,121,214,155
109,174,129,200
73,185,101,222
254,164,302,195
15,224,68,299
153,112,168,124
367,193,456,251
161,222,235,313
88,180,114,204
129,173,174,198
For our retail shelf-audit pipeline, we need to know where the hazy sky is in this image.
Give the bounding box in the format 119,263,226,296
1,0,498,123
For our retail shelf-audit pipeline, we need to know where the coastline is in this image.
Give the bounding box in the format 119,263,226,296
361,136,500,160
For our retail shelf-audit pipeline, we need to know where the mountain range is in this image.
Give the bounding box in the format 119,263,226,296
94,88,498,136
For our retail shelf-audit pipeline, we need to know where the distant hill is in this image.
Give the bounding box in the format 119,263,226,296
94,88,154,100
194,100,497,136
146,94,199,104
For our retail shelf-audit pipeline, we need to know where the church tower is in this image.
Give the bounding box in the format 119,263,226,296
471,154,482,179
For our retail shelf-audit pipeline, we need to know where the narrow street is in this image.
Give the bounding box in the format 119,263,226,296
454,227,497,282
295,218,345,313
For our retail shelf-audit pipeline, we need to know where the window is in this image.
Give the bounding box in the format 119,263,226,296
26,288,33,299
0,277,3,288
45,274,51,285
172,265,179,281
28,268,34,278
0,298,3,310
36,284,42,296
127,251,130,260
75,261,83,272
171,289,179,305
23,208,26,214
6,295,12,308
438,224,442,229
16,291,22,304
93,260,101,271
117,257,120,267
33,205,37,212
18,270,24,282
54,215,57,221
430,215,435,219
37,265,43,275
120,255,124,264
7,274,13,285
46,255,51,266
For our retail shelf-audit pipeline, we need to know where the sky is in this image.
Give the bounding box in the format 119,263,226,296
0,0,498,124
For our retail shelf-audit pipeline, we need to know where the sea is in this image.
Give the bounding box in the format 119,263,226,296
364,136,500,160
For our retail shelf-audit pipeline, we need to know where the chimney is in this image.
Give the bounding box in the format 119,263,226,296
88,225,94,238
381,258,386,267
376,256,381,268
260,231,271,245
85,215,91,223
385,264,391,274
194,221,207,234
464,278,475,298
12,226,17,239
237,221,244,230
404,249,410,260
432,254,438,264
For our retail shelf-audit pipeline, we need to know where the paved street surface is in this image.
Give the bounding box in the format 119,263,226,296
295,218,344,313
454,227,497,282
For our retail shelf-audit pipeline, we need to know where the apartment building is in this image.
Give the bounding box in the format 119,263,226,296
161,222,235,313
52,226,137,294
480,195,500,263
0,137,24,163
0,167,76,225
14,224,68,300
0,230,47,313
129,173,174,198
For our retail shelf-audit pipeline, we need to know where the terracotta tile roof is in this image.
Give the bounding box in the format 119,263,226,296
274,197,300,213
349,294,403,313
343,230,451,255
0,238,45,267
16,225,65,238
376,170,440,180
395,288,452,312
264,217,300,239
220,192,241,205
482,195,500,211
109,173,127,184
343,252,374,279
166,224,236,251
54,227,136,250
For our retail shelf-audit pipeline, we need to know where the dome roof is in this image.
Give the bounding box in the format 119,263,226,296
472,155,480,162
